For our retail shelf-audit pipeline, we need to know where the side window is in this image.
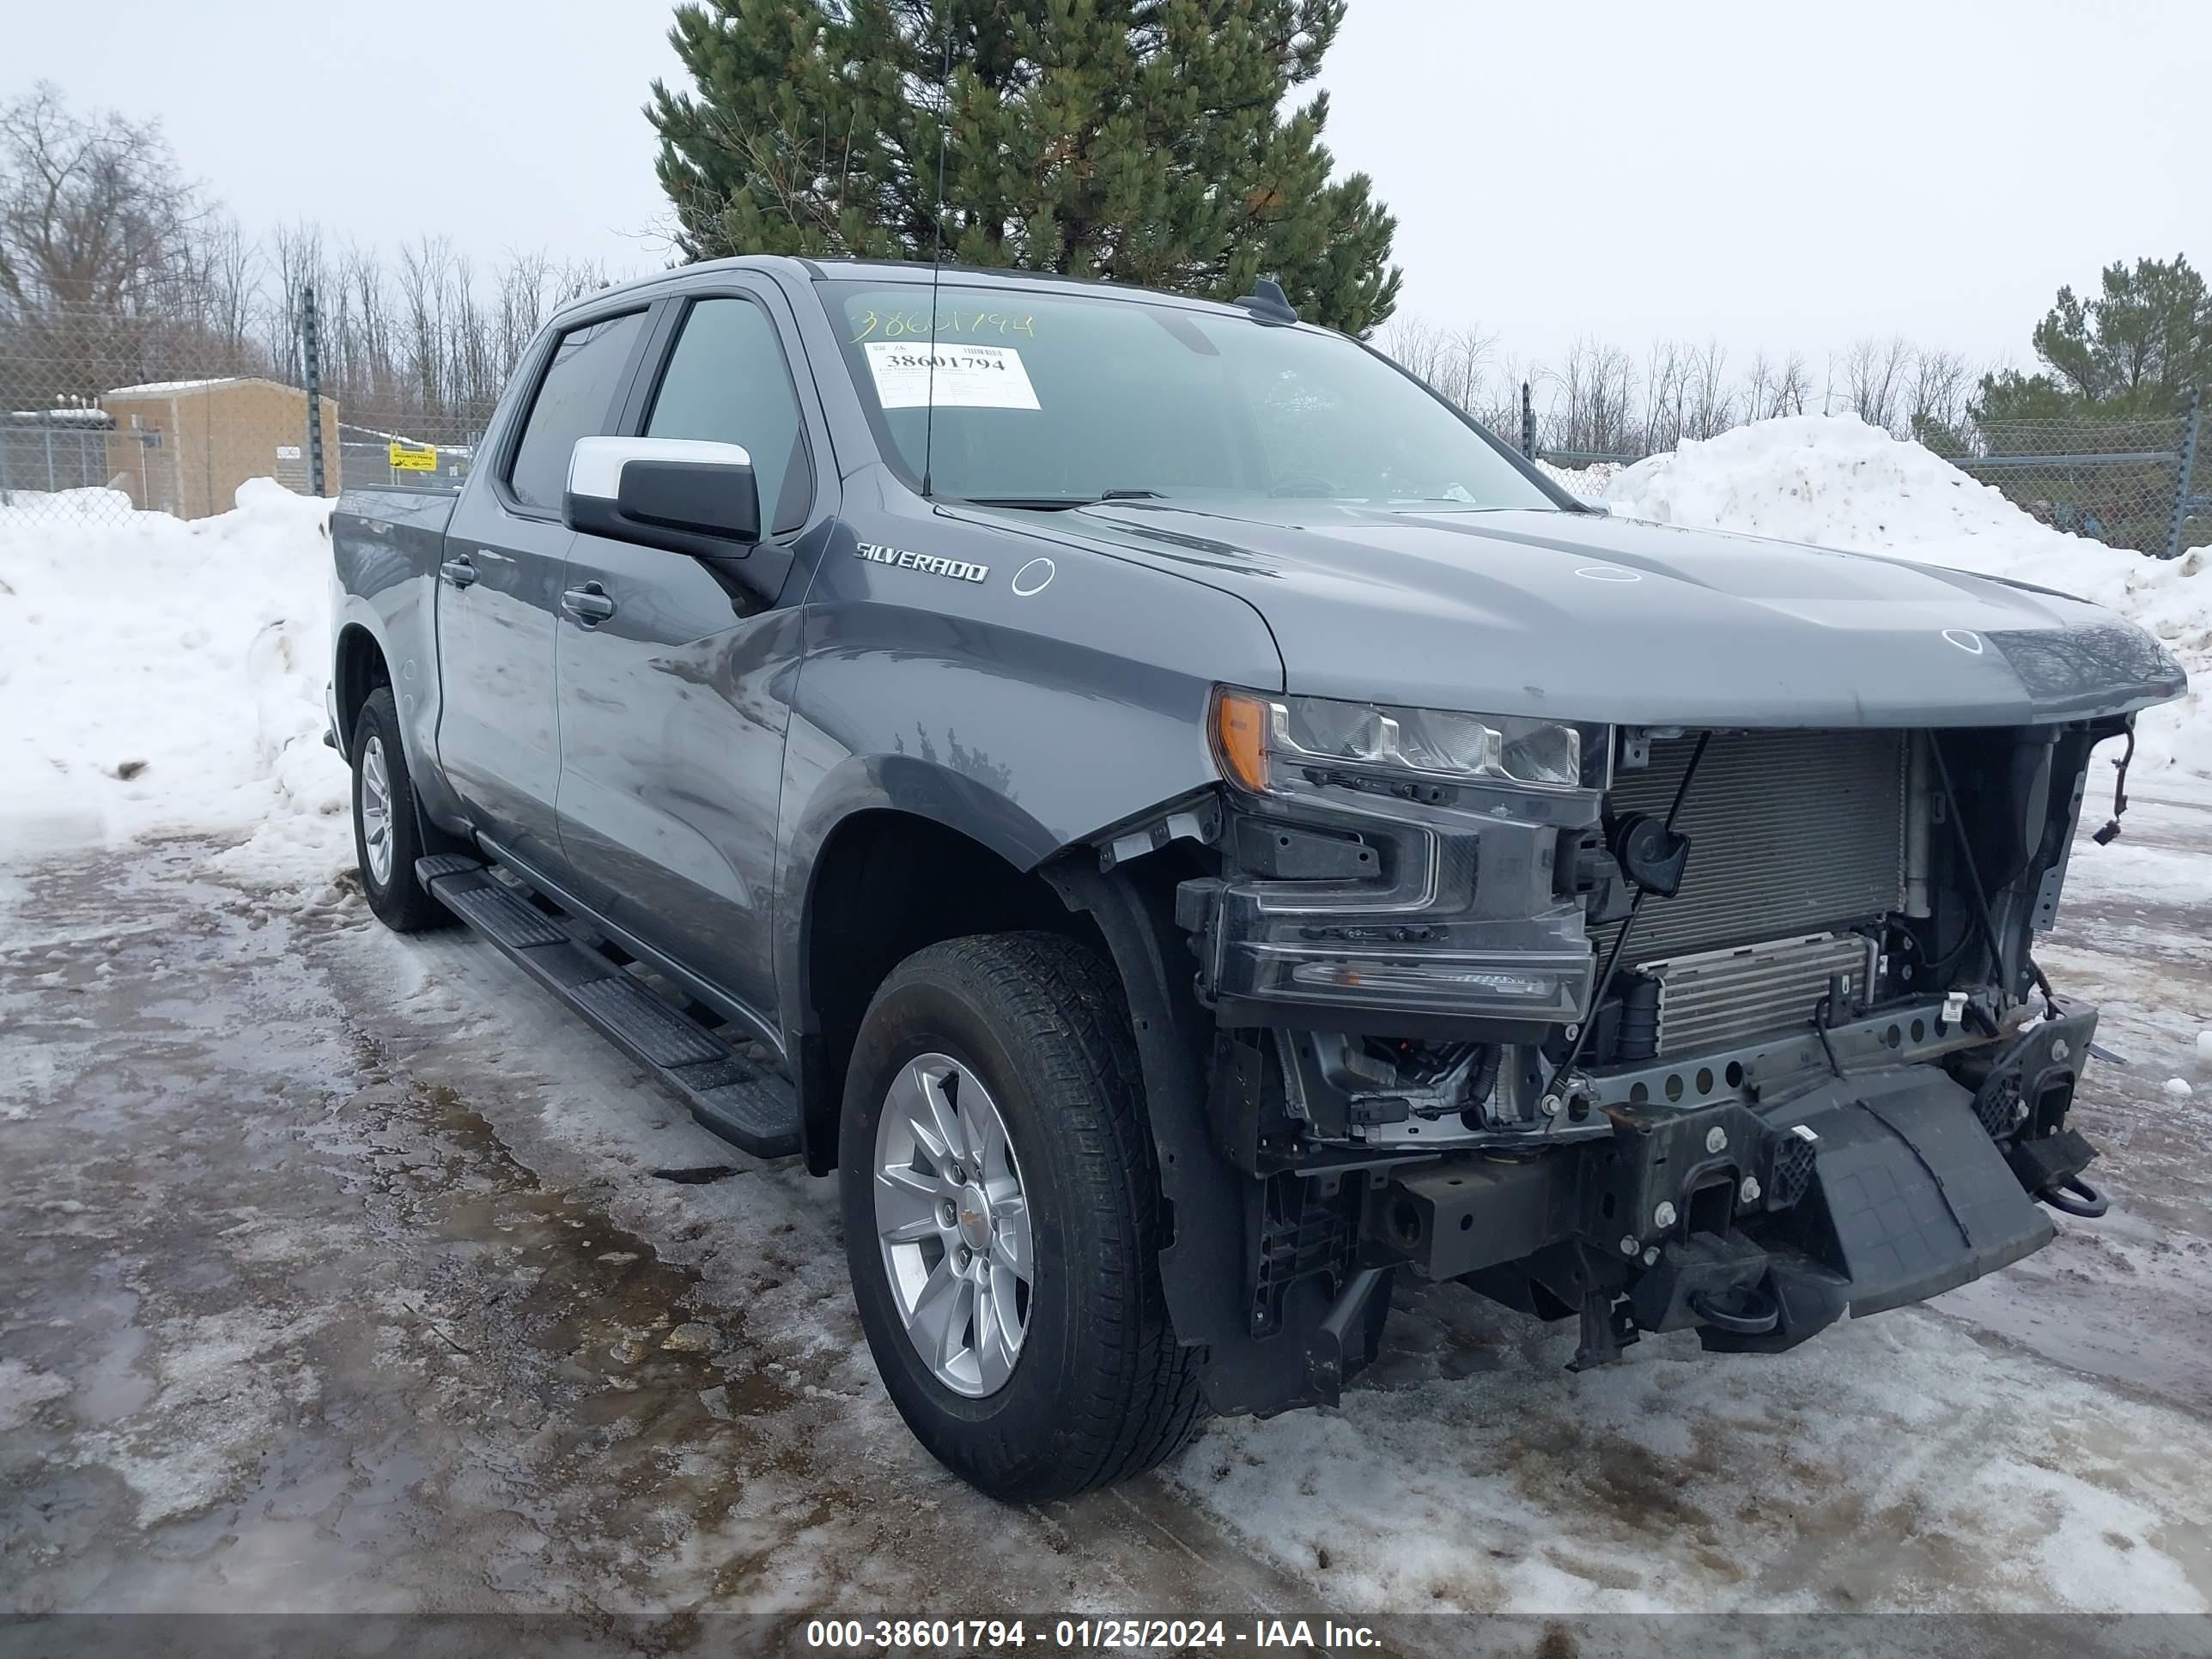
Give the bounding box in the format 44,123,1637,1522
506,310,649,512
646,297,813,536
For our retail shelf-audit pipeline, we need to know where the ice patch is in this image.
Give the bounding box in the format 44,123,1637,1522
70,1304,329,1527
2162,1077,2195,1098
0,1356,72,1430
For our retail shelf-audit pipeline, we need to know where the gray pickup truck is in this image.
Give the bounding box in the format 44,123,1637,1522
329,255,2186,1500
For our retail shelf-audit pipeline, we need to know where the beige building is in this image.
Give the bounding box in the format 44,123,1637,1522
101,378,341,520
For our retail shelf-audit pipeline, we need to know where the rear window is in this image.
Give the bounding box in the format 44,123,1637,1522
506,310,649,511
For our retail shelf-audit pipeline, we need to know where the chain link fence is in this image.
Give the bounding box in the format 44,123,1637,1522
0,295,487,524
1921,398,2206,560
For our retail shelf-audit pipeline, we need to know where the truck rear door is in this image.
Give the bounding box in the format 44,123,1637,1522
436,306,653,876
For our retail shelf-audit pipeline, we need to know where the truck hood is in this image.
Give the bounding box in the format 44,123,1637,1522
995,500,2188,728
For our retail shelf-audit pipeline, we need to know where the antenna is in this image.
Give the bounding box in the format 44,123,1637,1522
921,3,955,498
1232,276,1299,326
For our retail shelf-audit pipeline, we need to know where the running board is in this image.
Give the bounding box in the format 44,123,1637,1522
415,854,800,1158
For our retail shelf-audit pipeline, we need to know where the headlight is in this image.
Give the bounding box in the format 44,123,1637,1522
1213,689,1605,796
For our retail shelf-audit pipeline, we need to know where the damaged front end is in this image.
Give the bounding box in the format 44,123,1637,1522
1146,690,2130,1417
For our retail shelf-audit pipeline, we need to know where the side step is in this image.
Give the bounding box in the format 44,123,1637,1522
416,854,800,1158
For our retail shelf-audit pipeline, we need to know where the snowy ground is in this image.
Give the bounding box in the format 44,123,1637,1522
3,423,2211,1638
4,820,2209,1644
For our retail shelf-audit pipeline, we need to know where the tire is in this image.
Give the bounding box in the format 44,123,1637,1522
349,687,449,933
839,932,1205,1500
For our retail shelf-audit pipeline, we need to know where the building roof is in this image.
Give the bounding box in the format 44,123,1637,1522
102,376,243,398
103,375,333,402
5,406,115,425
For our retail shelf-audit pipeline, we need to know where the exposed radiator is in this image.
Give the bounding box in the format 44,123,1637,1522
1600,730,1910,965
1644,933,1877,1059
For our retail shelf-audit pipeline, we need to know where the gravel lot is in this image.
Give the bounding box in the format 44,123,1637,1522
3,797,2209,1646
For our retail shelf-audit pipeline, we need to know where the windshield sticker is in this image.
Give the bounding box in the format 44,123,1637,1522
850,307,1036,343
864,341,1042,410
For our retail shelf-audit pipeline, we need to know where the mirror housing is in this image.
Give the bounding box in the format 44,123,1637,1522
563,434,769,564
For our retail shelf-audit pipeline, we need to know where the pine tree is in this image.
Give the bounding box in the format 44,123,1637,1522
648,0,1401,334
1975,255,2212,423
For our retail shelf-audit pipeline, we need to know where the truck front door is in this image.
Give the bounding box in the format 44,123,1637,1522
552,285,828,1030
437,307,652,876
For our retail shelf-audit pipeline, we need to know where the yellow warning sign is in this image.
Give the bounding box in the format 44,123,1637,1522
389,441,438,471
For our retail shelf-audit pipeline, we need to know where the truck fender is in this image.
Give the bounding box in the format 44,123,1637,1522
1041,854,1282,1412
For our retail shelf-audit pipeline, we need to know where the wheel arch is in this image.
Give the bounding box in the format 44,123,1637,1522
790,802,1111,1174
333,617,473,864
332,621,391,756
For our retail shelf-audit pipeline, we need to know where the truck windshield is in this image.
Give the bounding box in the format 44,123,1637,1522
821,280,1558,513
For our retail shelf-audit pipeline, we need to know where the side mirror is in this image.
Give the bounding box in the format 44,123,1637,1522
563,436,761,556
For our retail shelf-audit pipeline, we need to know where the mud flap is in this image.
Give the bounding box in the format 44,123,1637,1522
1778,1070,2056,1318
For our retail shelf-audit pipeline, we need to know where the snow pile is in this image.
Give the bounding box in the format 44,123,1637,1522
1596,416,2210,781
0,481,349,890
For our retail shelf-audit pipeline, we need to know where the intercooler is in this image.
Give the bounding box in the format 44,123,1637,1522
1599,730,1912,1060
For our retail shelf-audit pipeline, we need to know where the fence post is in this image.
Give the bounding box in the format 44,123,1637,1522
301,283,327,498
2168,386,2202,561
1521,380,1535,460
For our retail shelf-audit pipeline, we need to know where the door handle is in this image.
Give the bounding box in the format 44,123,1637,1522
439,555,478,588
562,582,617,625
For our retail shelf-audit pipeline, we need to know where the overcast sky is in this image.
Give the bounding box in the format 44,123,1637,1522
13,0,2204,372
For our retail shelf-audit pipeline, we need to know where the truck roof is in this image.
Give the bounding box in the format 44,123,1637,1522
550,252,1276,329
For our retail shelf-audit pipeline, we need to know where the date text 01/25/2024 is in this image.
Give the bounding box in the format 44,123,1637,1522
804,1618,1383,1650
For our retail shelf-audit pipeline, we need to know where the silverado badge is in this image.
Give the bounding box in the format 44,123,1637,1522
856,542,989,584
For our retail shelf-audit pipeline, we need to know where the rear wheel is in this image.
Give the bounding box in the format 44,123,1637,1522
839,932,1205,1499
349,688,448,933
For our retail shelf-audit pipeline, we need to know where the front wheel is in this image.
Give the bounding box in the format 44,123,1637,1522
839,932,1204,1500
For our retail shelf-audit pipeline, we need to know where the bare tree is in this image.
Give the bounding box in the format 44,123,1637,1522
1833,335,1915,434
1474,350,1527,437
264,219,331,384
1907,347,1975,435
1683,338,1735,440
1546,337,1638,457
1378,316,1500,415
0,83,288,419
495,250,556,378
177,213,260,355
1638,337,1686,452
1743,350,1811,420
0,82,208,321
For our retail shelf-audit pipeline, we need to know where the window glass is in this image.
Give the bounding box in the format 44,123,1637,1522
822,282,1555,514
506,310,648,511
647,297,812,535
